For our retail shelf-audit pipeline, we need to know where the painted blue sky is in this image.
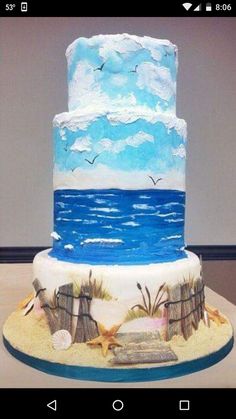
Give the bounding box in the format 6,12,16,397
66,34,177,113
54,117,186,175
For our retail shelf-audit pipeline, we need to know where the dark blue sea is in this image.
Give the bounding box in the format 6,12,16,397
50,189,186,265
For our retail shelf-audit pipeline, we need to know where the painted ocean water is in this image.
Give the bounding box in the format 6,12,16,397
50,189,186,265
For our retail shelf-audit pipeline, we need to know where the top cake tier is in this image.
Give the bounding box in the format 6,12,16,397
66,34,178,113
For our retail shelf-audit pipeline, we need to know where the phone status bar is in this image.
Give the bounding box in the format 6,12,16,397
0,1,235,17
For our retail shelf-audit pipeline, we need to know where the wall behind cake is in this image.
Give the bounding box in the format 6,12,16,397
0,17,236,247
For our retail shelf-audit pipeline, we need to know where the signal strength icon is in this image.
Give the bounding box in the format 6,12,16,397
193,4,202,11
182,2,192,10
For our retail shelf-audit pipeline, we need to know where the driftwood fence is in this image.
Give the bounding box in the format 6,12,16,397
33,279,98,342
165,277,205,341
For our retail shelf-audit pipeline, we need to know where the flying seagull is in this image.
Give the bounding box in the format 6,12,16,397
148,176,163,186
94,62,105,71
85,154,100,165
71,167,77,172
129,64,138,73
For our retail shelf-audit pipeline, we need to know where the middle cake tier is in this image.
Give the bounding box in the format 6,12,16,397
52,108,187,264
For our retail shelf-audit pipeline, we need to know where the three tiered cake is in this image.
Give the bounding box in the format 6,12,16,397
3,34,233,382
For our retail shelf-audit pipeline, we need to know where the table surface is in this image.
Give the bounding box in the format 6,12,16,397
0,263,236,388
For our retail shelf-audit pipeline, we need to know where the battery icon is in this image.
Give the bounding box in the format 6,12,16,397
21,2,28,12
206,2,212,11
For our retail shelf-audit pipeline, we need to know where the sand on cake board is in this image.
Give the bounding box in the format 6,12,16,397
3,307,233,369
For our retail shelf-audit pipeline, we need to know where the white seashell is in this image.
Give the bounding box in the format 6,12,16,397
52,329,72,350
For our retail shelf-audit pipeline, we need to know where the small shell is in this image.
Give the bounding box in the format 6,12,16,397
52,330,72,350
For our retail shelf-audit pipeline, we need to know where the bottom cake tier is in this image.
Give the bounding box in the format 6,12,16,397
2,250,234,382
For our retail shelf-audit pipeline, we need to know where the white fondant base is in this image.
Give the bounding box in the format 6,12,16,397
33,250,201,304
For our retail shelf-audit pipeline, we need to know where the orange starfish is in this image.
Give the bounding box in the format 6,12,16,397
87,323,122,356
205,304,228,326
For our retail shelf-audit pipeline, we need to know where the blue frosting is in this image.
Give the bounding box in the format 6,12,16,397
66,34,178,112
51,34,187,265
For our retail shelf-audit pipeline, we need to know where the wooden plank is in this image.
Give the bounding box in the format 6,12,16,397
113,342,169,353
111,348,178,365
32,278,57,334
200,278,205,319
74,284,98,343
117,331,160,345
74,314,84,343
191,287,199,330
57,283,73,335
181,282,193,340
194,278,202,322
166,283,182,341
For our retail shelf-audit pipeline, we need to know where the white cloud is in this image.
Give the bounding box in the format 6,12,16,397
54,164,185,191
70,136,92,153
172,144,186,159
96,131,154,154
136,62,175,101
68,59,138,111
149,48,162,61
68,61,107,110
98,36,142,60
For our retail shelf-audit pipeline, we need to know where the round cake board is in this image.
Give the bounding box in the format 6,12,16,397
3,334,234,383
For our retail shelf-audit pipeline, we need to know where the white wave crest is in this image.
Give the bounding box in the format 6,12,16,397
163,202,184,208
165,218,184,223
139,195,151,199
81,238,124,246
155,212,177,217
57,202,67,208
122,221,140,227
82,220,98,224
89,207,119,213
64,244,74,250
50,231,61,240
133,204,155,210
94,199,107,204
161,235,182,241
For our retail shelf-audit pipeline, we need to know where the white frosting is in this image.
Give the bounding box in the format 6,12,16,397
64,244,74,250
172,144,186,159
136,62,175,101
70,136,92,153
53,107,187,140
33,250,201,305
66,33,177,63
50,231,61,241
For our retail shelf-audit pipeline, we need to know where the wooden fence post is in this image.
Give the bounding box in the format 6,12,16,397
33,278,58,334
181,282,193,340
194,277,204,322
166,283,182,341
57,283,73,335
74,285,98,343
191,287,199,330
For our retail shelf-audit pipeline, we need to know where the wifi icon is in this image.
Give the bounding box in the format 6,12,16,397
182,2,192,10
